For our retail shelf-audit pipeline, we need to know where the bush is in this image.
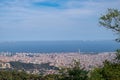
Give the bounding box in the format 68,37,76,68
59,60,88,80
89,50,120,80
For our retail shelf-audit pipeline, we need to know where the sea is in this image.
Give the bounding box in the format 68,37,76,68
0,40,120,53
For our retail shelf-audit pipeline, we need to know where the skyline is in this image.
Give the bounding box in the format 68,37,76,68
0,0,120,41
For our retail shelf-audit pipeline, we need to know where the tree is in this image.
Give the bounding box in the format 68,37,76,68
99,9,120,42
89,9,120,80
43,74,61,80
89,60,120,80
0,70,42,80
59,60,88,80
115,49,120,61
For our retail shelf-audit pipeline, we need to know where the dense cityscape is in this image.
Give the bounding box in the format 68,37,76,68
0,52,116,74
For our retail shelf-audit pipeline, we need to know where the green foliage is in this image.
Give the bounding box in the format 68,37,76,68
115,49,120,61
0,70,12,80
67,67,88,80
43,74,61,80
97,9,120,79
99,9,120,42
59,60,88,80
89,68,105,80
0,70,42,80
89,51,120,80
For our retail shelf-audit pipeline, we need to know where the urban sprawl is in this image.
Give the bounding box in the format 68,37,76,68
0,52,116,74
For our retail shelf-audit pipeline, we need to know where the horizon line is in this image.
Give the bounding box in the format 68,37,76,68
0,39,116,43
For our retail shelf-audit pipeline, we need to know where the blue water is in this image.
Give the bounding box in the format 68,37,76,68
0,41,120,53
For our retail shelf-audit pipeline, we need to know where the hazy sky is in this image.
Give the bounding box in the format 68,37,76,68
0,0,120,41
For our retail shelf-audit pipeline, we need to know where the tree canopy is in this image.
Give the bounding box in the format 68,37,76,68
99,9,120,42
